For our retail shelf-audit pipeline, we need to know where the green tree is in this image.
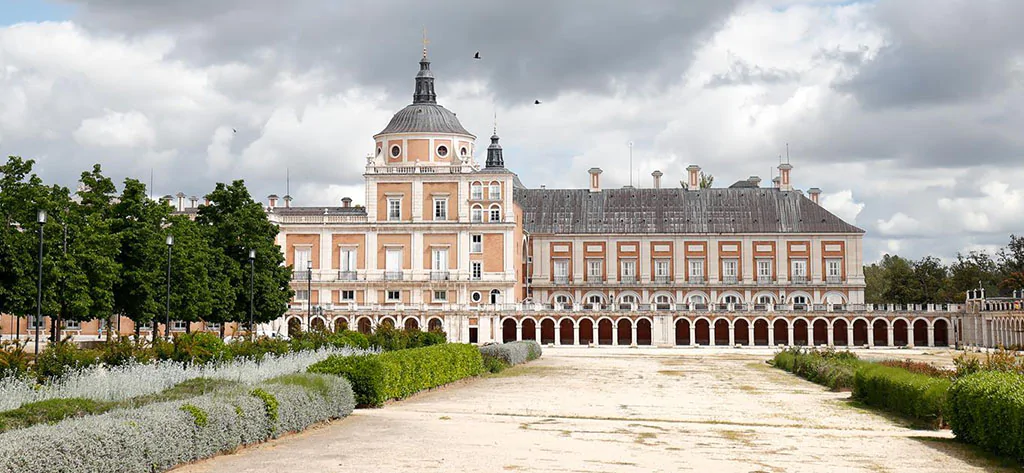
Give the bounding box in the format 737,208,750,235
878,254,916,303
911,256,948,303
197,180,292,327
945,251,1000,301
699,172,714,189
863,262,885,304
162,215,236,337
998,235,1024,294
111,178,169,338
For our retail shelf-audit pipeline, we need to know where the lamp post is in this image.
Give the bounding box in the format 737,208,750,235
34,209,46,359
248,248,256,337
165,234,173,338
306,260,312,330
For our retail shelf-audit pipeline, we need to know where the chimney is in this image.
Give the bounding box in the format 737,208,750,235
808,187,822,205
772,176,781,189
189,196,198,208
283,195,293,208
686,165,701,190
175,192,185,212
540,184,546,189
747,176,761,187
268,194,279,209
341,197,352,208
651,170,663,189
778,163,793,191
588,168,603,192
160,194,173,206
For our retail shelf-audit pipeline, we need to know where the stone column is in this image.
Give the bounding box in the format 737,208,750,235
827,323,834,346
927,326,934,347
555,323,562,346
747,323,755,347
768,324,775,347
867,325,875,348
631,323,638,346
847,324,854,347
709,322,716,347
906,323,914,348
516,322,523,342
787,324,794,346
535,325,541,344
573,323,580,346
887,324,894,347
728,322,735,347
592,324,599,346
690,322,696,347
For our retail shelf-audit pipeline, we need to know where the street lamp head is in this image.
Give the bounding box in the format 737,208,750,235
249,249,256,260
37,209,47,224
306,260,312,270
166,234,174,246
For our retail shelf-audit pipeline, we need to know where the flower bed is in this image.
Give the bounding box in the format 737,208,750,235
479,341,543,373
947,371,1024,462
853,364,951,427
308,344,484,407
0,373,354,473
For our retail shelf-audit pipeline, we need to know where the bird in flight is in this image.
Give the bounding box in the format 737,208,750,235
232,128,237,133
473,51,481,59
534,100,541,105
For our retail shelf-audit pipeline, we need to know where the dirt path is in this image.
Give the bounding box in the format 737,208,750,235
175,348,1014,473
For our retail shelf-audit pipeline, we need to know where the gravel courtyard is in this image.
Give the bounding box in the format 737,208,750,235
175,348,1014,473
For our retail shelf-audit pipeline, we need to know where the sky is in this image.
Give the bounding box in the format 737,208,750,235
1,0,1023,263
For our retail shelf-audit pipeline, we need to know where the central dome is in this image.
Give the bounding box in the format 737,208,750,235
377,103,473,136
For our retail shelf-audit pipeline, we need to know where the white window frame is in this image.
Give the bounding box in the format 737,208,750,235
433,197,447,220
471,261,482,280
587,259,603,280
471,205,483,223
488,182,501,200
757,259,772,280
791,259,807,279
433,290,447,302
387,197,402,221
488,204,501,222
206,322,221,332
826,259,842,281
295,289,310,301
431,248,449,271
654,259,670,277
294,247,311,272
386,290,401,302
620,259,636,277
792,295,809,305
470,183,483,200
172,320,188,331
63,319,81,330
339,248,357,272
553,259,569,278
722,259,738,278
471,234,483,253
340,290,355,302
688,259,704,278
385,248,402,272
489,289,501,304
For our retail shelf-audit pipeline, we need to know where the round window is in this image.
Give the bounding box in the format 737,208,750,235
471,291,482,303
436,145,448,158
390,145,401,158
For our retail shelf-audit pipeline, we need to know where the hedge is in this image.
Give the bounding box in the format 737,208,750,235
308,344,483,407
479,341,542,372
0,373,355,473
853,364,951,426
771,347,863,391
947,371,1024,461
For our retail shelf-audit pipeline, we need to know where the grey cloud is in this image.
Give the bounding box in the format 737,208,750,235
705,57,799,87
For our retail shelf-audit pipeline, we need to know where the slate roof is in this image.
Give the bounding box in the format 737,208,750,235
514,187,863,235
271,206,367,217
377,103,473,136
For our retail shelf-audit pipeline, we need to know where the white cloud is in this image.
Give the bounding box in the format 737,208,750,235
820,189,864,225
73,110,155,148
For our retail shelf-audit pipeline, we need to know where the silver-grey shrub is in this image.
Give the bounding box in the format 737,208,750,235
479,341,543,367
0,373,354,473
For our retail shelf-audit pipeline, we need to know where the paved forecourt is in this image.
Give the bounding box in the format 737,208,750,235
175,347,1012,473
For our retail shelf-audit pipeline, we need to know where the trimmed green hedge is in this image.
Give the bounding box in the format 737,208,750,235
948,371,1024,461
853,364,951,426
771,347,864,391
308,344,483,407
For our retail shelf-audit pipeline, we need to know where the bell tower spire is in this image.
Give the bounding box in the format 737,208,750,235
413,29,436,104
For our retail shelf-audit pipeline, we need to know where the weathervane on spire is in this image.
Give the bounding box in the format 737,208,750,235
421,28,429,58
493,109,498,135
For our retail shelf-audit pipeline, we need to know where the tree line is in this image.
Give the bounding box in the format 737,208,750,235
0,156,294,339
864,235,1024,304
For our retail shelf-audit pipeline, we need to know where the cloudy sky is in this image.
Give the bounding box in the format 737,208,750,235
1,0,1022,263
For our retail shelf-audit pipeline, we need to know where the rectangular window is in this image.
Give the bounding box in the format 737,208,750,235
688,259,704,279
63,320,81,330
489,183,501,200
471,184,483,200
431,248,449,271
433,290,447,302
587,259,603,280
471,261,482,280
654,259,670,277
206,322,221,331
295,289,309,301
620,259,636,277
340,290,355,301
172,320,187,331
339,248,357,272
386,290,401,302
471,207,483,223
471,234,483,253
553,259,569,279
28,316,45,329
791,259,807,281
137,321,152,331
757,259,772,280
387,198,401,221
385,249,402,271
722,259,738,278
294,247,311,272
433,198,447,220
826,259,842,282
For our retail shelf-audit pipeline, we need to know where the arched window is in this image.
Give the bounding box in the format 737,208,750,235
586,294,604,309
489,204,501,222
471,204,483,223
618,294,639,310
791,295,809,305
757,294,775,304
488,182,501,200
470,182,483,200
723,294,740,304
554,294,572,309
655,294,673,310
460,146,468,157
490,289,501,304
688,294,707,305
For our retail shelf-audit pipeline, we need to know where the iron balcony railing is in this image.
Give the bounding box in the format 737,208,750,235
430,271,451,281
688,275,704,284
337,270,358,281
384,271,405,281
619,275,637,284
553,275,570,285
826,275,843,284
654,274,671,284
292,271,311,281
791,275,807,285
757,276,774,285
722,275,738,284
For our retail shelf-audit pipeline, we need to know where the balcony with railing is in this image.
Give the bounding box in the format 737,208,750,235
292,271,311,281
722,275,738,284
430,271,451,281
586,276,605,284
619,275,637,285
791,275,808,285
384,271,405,281
688,275,704,285
553,275,570,285
337,270,358,281
756,275,774,285
826,275,843,284
653,274,672,284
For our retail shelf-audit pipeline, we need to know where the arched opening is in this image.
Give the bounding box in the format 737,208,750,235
934,319,949,347
357,317,372,335
833,319,849,346
579,319,594,345
734,319,750,346
812,320,828,346
853,319,868,346
873,319,889,346
559,319,574,345
773,319,789,345
287,317,302,338
714,319,730,345
753,319,769,346
553,294,572,309
913,320,928,347
379,317,395,330
793,319,809,346
695,319,711,346
598,319,614,345
893,319,909,347
489,289,501,305
521,319,537,341
540,319,556,344
333,318,348,333
636,319,652,345
502,319,517,343
618,294,639,311
310,318,326,332
428,318,443,333
617,319,632,345
675,319,691,346
404,318,420,331
654,294,673,310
